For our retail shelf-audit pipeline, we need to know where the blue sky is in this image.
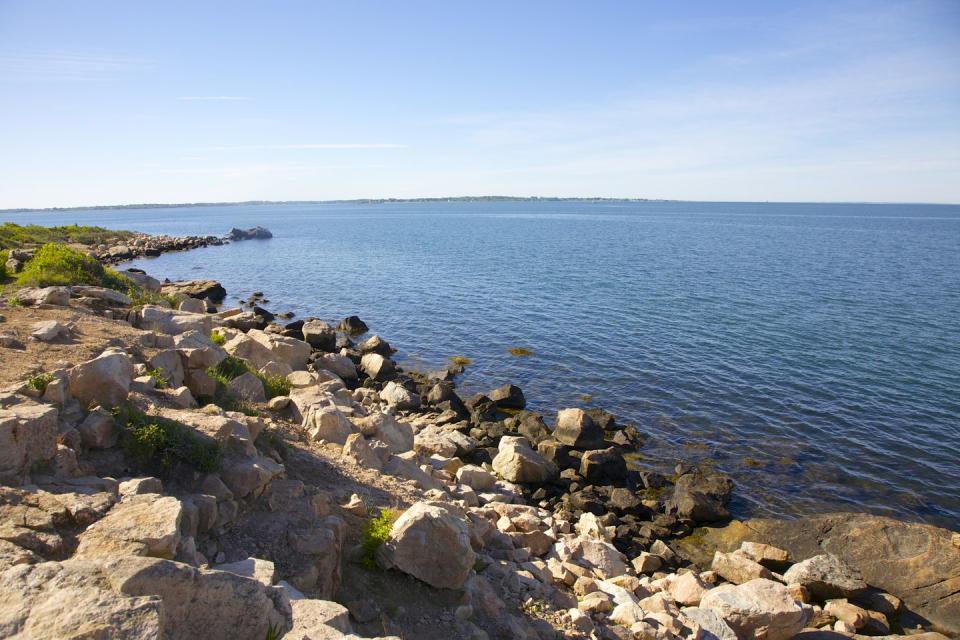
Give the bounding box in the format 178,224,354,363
1,0,958,208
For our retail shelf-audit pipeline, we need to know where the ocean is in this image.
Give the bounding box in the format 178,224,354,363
6,200,960,528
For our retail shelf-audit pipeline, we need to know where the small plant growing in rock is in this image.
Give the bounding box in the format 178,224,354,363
208,355,289,400
507,346,534,357
210,331,226,346
27,372,54,392
359,508,398,570
264,624,282,640
145,368,167,389
117,406,220,474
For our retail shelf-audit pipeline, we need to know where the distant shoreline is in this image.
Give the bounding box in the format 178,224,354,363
4,196,958,214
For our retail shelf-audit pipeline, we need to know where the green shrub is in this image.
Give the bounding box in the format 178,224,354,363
210,331,226,346
0,250,8,281
27,372,54,392
208,355,289,400
0,222,135,250
261,374,291,398
117,406,220,474
145,368,167,389
16,243,132,291
129,288,177,308
359,508,398,569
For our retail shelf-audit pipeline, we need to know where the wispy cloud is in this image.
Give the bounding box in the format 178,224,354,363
0,51,148,80
176,96,253,101
196,143,405,151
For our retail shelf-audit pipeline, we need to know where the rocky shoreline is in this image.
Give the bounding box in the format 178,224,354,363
0,229,957,640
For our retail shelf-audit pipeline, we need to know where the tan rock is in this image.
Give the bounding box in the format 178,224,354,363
75,494,182,559
699,578,810,640
0,398,58,483
68,348,134,408
712,549,774,584
492,435,558,483
377,502,476,589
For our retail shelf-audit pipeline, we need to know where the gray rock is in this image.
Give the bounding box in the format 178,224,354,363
377,502,476,590
699,578,810,640
488,383,525,409
782,553,867,601
553,408,605,449
492,435,558,484
0,397,59,483
68,349,134,408
16,286,71,307
227,371,266,403
379,381,420,410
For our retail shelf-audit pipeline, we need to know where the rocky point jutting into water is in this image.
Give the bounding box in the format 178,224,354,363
0,228,957,640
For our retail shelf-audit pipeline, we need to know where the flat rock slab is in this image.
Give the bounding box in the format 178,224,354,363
675,512,960,633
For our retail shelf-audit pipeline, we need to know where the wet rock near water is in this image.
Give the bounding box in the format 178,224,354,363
225,226,273,241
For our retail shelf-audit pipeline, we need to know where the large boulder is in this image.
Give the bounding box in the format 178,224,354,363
699,578,810,640
360,353,394,381
667,468,735,524
782,553,867,601
379,381,420,410
488,383,525,409
301,320,336,352
675,513,960,634
492,435,558,484
226,226,272,241
75,494,183,559
0,397,58,483
159,279,227,303
68,348,134,408
312,353,357,381
136,305,217,335
377,502,476,590
248,329,310,371
227,371,266,403
579,447,627,484
553,408,605,449
304,406,355,445
352,412,413,453
15,286,71,307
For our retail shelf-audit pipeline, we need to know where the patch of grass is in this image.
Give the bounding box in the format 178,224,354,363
359,508,398,570
145,368,167,389
15,243,132,291
264,623,282,640
27,372,54,392
207,355,289,400
261,374,291,398
448,355,472,367
210,331,226,346
116,406,220,474
0,222,135,250
0,250,8,281
129,288,177,308
507,346,534,357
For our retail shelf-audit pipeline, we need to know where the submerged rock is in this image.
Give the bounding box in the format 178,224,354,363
226,226,272,241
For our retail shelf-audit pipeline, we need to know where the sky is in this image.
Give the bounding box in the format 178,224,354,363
1,0,959,208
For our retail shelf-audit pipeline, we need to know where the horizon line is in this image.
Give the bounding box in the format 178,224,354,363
3,195,959,213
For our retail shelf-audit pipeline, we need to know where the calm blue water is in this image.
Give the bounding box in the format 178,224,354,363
6,201,960,528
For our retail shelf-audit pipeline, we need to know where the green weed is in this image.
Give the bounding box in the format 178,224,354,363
145,368,167,389
507,346,534,357
27,372,54,392
210,331,226,346
207,355,289,400
359,508,398,570
116,406,220,474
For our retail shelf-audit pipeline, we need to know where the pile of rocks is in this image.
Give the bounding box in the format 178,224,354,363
94,233,225,264
1,257,957,640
